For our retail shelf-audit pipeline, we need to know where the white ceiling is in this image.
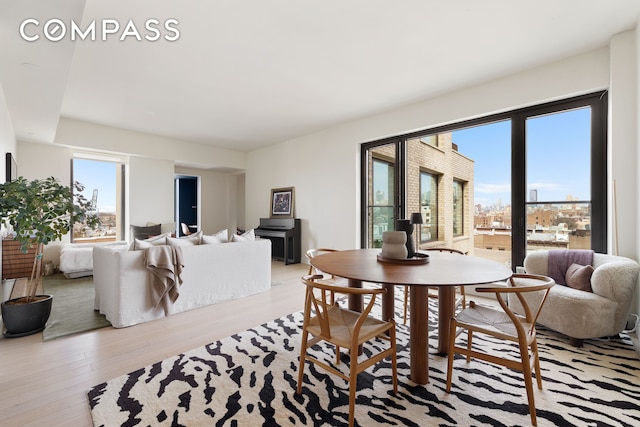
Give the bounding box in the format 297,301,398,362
2,0,640,153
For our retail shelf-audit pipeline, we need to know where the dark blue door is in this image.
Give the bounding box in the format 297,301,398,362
177,177,197,236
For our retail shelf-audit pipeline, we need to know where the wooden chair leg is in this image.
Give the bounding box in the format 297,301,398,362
446,317,457,392
520,343,538,426
348,349,358,427
531,340,543,389
390,326,398,393
297,332,308,394
403,287,409,324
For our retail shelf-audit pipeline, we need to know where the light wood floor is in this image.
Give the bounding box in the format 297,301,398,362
0,261,310,427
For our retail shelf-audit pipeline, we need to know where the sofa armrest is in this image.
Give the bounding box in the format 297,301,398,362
591,261,639,300
591,260,639,331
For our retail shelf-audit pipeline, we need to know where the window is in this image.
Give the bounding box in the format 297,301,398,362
525,108,592,252
420,171,438,243
453,180,463,236
71,157,126,242
361,91,607,269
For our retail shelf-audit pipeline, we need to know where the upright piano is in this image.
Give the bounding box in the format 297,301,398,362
255,218,301,265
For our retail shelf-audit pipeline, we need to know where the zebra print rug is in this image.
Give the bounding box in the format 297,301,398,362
88,299,640,426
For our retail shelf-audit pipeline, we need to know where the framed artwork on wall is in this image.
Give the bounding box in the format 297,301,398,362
270,187,294,218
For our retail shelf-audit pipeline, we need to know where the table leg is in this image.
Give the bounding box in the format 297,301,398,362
437,286,455,355
381,283,395,322
410,285,429,385
347,278,363,312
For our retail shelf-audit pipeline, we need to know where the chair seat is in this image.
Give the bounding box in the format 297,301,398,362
316,276,348,287
455,303,533,344
307,305,392,348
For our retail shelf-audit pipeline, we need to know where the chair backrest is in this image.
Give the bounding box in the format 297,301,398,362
301,274,386,339
180,223,192,236
423,247,466,255
305,248,339,275
475,273,555,337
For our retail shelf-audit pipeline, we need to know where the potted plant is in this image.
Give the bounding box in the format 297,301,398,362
0,176,100,337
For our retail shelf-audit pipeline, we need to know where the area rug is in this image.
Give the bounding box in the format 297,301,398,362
87,297,640,426
43,274,111,341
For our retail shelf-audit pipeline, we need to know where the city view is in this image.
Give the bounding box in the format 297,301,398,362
368,107,592,266
71,159,120,242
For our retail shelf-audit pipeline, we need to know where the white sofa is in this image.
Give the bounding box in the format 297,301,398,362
93,238,272,327
509,250,639,346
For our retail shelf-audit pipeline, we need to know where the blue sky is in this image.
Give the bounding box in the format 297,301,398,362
453,107,591,207
73,159,117,213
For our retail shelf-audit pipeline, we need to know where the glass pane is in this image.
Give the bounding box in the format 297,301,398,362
527,202,592,250
526,108,591,251
407,133,476,251
419,172,437,243
366,145,396,248
453,120,511,264
72,159,121,242
527,108,591,201
453,180,463,236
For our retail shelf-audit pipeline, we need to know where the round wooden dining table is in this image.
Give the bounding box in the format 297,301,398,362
310,248,512,385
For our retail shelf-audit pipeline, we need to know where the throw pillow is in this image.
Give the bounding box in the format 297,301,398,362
167,231,202,247
146,221,177,235
131,232,171,250
202,229,228,244
201,234,224,244
232,228,255,242
564,263,594,292
130,224,162,241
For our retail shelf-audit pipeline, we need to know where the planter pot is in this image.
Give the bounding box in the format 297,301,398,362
1,295,52,337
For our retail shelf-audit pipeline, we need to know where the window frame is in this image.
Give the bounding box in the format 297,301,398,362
360,91,607,270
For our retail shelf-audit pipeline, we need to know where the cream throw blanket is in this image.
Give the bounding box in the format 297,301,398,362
144,246,185,315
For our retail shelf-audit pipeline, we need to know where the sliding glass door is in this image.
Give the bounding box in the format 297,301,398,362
361,91,607,270
363,141,398,248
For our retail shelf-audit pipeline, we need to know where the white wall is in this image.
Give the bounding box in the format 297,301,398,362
0,83,16,183
610,30,638,258
610,29,639,317
0,83,17,282
236,174,246,231
128,156,175,228
175,166,239,235
55,118,246,170
246,47,614,254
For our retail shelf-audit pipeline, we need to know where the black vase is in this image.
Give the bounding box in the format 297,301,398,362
395,219,414,258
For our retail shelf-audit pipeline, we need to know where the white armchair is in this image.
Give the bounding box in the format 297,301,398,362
508,251,639,346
